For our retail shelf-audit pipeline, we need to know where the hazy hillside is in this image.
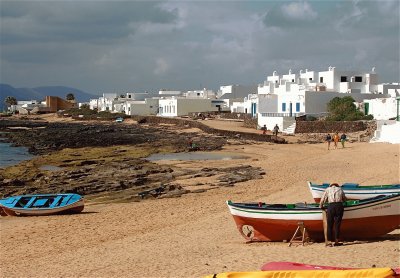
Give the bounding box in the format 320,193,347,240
0,84,97,104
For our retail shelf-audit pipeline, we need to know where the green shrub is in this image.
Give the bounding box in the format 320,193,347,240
326,96,369,121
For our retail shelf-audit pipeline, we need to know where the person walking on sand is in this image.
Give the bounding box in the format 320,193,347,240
273,124,279,137
340,133,347,148
261,124,267,135
319,183,347,247
333,132,340,149
326,134,332,150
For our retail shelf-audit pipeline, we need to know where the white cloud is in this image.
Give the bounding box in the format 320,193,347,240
153,58,169,75
0,1,398,93
281,1,317,21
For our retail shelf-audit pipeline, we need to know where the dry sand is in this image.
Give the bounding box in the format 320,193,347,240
1,117,399,277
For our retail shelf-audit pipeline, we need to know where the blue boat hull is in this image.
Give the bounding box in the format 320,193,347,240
0,193,84,216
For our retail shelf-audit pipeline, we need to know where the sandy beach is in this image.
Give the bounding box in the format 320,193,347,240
1,117,399,277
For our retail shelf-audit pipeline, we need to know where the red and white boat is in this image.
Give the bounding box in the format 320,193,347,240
227,194,400,242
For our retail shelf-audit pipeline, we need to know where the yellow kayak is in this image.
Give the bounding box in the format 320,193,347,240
204,268,397,278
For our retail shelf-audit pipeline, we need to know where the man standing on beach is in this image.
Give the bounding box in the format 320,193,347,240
273,124,279,136
326,134,332,150
340,133,347,148
319,183,347,247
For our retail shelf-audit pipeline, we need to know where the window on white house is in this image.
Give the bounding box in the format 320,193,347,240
282,103,286,112
355,76,362,82
320,77,323,83
296,103,300,112
341,76,347,82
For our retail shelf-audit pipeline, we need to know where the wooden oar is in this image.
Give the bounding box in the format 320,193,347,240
322,208,328,245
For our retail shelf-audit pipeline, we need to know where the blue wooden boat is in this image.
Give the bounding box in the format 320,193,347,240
0,193,84,216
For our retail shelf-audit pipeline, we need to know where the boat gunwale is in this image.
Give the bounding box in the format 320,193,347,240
308,181,400,190
227,194,400,215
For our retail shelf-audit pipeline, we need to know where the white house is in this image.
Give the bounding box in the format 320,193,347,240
184,88,216,99
217,85,257,115
123,98,159,116
218,85,257,98
92,93,118,111
158,97,218,117
8,100,41,113
360,98,397,120
91,92,153,113
255,67,392,132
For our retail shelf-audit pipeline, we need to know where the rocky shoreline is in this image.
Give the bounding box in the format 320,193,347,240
0,118,265,201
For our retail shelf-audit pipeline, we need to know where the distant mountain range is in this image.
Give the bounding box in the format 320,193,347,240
0,84,97,107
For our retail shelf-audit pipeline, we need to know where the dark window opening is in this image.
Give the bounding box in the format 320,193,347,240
292,79,294,82
309,78,312,81
355,76,362,82
341,76,347,82
320,77,323,83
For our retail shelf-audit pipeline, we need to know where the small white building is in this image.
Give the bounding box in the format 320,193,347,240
92,93,118,111
184,88,216,99
361,98,397,120
158,97,217,117
218,85,257,115
8,100,41,113
123,98,159,116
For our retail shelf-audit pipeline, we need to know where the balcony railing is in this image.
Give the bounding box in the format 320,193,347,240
260,112,305,117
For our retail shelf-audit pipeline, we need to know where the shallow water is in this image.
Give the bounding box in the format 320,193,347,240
0,142,34,168
146,152,248,161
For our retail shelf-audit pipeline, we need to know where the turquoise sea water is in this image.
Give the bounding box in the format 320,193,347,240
0,141,34,168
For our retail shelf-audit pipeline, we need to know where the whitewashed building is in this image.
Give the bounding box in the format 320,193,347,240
158,97,218,117
217,85,257,114
184,88,216,99
91,93,118,111
123,98,159,116
91,92,153,113
254,67,392,132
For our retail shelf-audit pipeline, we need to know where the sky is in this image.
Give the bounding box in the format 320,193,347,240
1,0,399,96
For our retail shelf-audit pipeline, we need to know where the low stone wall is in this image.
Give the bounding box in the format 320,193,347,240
243,117,258,129
132,116,286,143
295,120,376,134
